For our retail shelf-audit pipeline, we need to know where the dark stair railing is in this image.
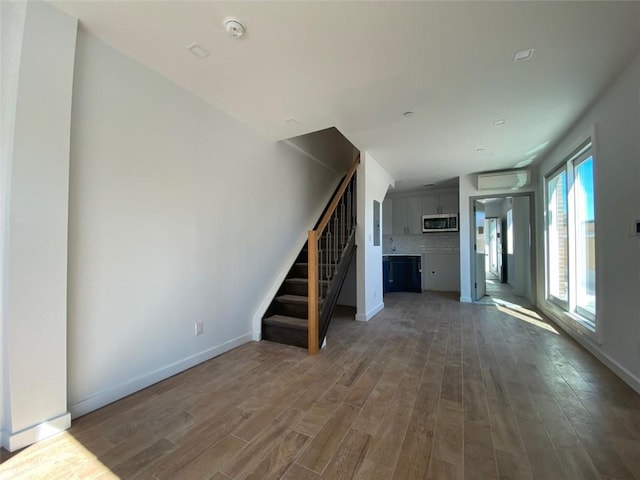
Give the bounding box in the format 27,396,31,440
308,156,359,354
261,156,359,354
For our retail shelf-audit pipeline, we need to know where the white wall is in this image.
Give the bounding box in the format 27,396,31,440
355,153,394,321
0,0,27,443
459,177,535,302
510,196,532,300
1,1,76,451
67,30,340,416
536,53,640,391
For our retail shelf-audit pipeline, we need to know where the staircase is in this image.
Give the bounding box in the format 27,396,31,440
262,157,359,354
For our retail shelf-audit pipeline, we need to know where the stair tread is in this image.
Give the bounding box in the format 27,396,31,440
284,278,330,285
275,294,309,305
263,315,308,331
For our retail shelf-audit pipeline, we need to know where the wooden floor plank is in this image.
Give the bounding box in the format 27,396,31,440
320,429,370,480
160,434,246,480
427,457,462,480
353,459,394,480
517,418,566,480
244,430,310,480
219,408,302,480
111,438,176,479
297,403,359,474
282,463,320,480
391,377,440,480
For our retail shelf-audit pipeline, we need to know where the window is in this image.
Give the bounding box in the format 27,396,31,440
573,156,595,320
545,141,596,330
546,170,568,304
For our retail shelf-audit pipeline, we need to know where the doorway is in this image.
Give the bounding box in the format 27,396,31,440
472,195,535,308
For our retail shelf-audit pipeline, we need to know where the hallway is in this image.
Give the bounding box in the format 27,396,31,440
1,292,638,479
475,272,534,309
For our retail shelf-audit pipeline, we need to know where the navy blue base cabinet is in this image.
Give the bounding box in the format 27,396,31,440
383,256,422,293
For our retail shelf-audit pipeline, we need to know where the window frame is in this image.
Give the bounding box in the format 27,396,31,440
570,150,596,327
544,138,597,332
545,165,569,310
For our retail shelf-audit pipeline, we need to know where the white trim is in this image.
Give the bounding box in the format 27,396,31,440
540,301,599,343
69,333,253,418
356,302,384,322
460,296,473,303
2,412,71,452
539,304,639,394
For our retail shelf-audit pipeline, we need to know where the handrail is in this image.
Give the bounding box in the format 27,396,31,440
315,156,360,236
307,155,360,355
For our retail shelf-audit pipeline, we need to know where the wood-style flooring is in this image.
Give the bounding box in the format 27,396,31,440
1,291,639,479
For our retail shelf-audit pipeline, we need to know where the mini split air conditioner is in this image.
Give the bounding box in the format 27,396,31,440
477,169,530,190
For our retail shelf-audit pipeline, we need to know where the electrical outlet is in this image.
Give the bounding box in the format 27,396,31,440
431,270,436,276
195,322,203,336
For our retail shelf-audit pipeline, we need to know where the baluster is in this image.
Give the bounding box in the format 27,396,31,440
333,212,340,263
347,184,351,230
341,206,344,251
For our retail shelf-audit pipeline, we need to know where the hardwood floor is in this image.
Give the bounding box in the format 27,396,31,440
1,291,639,479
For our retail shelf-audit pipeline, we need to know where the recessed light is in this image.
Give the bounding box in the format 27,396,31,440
513,48,534,62
285,118,299,126
493,119,506,126
476,147,485,152
224,17,246,39
423,183,435,188
403,111,415,118
186,43,210,59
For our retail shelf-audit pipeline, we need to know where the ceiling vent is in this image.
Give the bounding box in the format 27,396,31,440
477,169,530,190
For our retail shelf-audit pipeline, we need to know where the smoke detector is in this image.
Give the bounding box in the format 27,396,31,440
224,18,246,39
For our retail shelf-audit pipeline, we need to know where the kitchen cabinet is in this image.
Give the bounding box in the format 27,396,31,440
382,199,393,235
392,197,422,234
439,192,458,213
422,192,458,215
383,255,422,293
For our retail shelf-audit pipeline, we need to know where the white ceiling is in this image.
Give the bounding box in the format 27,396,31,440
52,1,640,192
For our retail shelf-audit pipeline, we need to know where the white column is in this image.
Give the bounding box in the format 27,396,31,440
355,152,394,321
1,0,77,451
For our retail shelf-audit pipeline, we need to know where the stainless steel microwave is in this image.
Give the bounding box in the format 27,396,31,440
422,213,458,232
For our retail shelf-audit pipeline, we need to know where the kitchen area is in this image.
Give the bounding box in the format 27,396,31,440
382,185,460,295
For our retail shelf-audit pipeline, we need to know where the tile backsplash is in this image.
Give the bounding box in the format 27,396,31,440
383,232,460,254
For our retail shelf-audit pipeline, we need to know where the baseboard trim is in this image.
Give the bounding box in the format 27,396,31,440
69,333,253,419
460,296,473,303
356,302,384,322
2,411,71,452
539,304,640,394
